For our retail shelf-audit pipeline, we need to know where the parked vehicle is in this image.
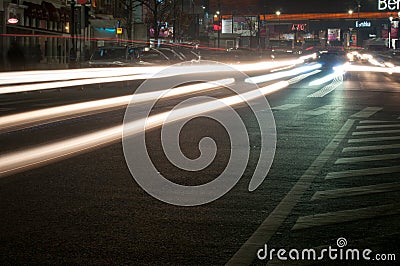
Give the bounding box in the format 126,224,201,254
138,47,189,65
137,47,172,65
88,45,142,67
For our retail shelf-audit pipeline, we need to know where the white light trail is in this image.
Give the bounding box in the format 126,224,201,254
245,64,322,84
0,66,167,86
0,80,288,178
287,70,321,84
0,60,295,87
0,57,311,94
308,63,346,86
0,73,153,94
343,64,400,74
0,78,234,132
233,58,305,72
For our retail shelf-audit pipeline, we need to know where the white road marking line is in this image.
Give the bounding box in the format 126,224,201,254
352,129,400,136
342,143,400,152
348,136,400,143
303,105,338,116
335,153,400,164
311,182,400,201
351,107,382,118
325,165,400,179
359,120,399,124
287,70,321,85
271,103,301,111
356,124,400,129
307,76,343,98
226,119,355,265
292,203,400,231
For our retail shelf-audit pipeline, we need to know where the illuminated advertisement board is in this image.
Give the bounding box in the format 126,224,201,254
378,0,400,11
222,19,233,34
328,28,341,41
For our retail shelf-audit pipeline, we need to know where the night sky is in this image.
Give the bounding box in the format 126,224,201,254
265,0,378,14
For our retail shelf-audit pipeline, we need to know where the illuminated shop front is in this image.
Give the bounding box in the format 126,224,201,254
1,0,73,68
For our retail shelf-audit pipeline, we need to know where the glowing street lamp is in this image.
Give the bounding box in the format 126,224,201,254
276,11,281,40
388,15,393,49
215,11,221,48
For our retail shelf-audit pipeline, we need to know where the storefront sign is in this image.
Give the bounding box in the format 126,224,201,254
356,20,371,28
7,18,19,24
378,0,400,11
328,28,341,41
292,24,306,31
222,19,233,34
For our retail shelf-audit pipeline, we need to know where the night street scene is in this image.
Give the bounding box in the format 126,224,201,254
1,0,400,265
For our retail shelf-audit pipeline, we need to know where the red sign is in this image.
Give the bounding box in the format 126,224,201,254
213,24,221,31
7,18,19,24
292,24,306,31
77,0,88,4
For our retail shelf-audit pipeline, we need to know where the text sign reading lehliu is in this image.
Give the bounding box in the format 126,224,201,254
378,0,400,11
356,21,371,28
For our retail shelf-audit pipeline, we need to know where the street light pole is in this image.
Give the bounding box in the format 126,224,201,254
357,0,360,47
276,10,281,40
217,0,221,48
70,0,76,62
215,10,220,48
389,15,393,49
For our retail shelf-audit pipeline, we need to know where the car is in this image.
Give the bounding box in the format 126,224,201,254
137,47,173,65
88,45,142,67
317,49,347,69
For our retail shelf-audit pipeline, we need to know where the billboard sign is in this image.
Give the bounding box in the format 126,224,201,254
222,19,233,34
378,0,400,11
328,28,341,41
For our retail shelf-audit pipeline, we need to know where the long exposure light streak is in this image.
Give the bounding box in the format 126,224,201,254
343,64,400,74
0,67,167,85
0,73,153,94
0,80,288,178
0,79,234,132
0,55,314,90
308,63,346,86
244,63,322,84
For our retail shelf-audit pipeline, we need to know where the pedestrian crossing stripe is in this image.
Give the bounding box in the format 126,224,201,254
311,182,400,201
292,203,400,231
325,165,400,179
351,107,382,118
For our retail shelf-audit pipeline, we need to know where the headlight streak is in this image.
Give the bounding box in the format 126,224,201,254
0,57,320,178
0,57,314,94
308,63,346,86
245,63,322,84
0,56,313,86
0,67,167,85
0,79,234,133
269,64,296,73
343,64,400,74
0,80,289,178
287,70,322,84
233,58,305,72
0,73,153,94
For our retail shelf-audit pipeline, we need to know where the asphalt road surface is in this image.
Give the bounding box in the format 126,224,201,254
1,57,399,265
